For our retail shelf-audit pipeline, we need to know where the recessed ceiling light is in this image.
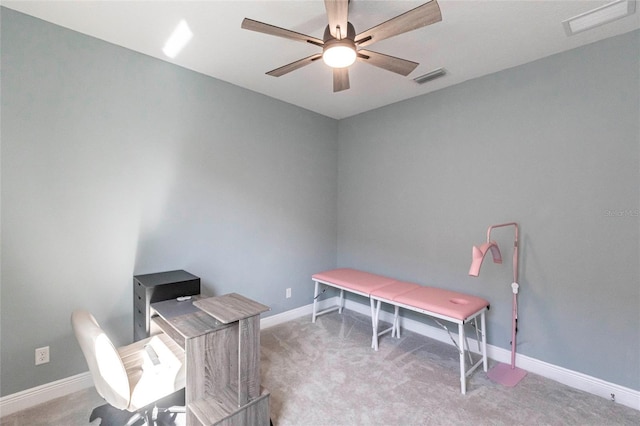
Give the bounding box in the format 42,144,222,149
162,20,193,58
562,0,636,36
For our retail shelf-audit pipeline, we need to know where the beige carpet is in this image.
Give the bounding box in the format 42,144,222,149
262,310,640,425
3,309,639,425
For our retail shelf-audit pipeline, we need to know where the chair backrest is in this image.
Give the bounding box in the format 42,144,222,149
71,310,131,410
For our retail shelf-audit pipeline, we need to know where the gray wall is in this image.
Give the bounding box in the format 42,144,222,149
1,8,338,396
1,6,638,397
337,30,639,389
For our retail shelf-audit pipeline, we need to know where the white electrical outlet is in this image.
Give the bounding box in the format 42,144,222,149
35,346,50,365
286,288,292,298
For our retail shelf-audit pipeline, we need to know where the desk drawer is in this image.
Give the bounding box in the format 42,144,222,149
134,310,147,335
134,320,146,342
134,279,146,298
134,300,145,320
149,280,200,303
134,291,145,306
133,270,200,342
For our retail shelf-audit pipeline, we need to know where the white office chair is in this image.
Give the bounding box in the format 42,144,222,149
71,310,186,425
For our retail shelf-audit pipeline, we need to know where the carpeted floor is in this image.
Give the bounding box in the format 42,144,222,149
261,310,640,425
3,310,639,425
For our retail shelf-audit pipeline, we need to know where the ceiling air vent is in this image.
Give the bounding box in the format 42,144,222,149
413,68,446,84
562,0,636,36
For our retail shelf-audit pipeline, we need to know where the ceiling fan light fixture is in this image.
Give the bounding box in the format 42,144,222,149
322,39,356,68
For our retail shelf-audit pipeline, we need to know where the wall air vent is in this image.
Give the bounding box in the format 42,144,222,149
413,68,446,85
562,0,636,36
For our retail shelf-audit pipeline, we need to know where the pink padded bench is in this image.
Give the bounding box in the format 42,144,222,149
311,269,397,349
312,268,489,394
311,268,396,324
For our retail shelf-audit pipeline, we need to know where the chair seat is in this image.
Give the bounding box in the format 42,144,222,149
72,309,187,424
118,333,186,411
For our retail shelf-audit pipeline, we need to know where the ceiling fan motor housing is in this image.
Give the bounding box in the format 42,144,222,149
323,21,356,43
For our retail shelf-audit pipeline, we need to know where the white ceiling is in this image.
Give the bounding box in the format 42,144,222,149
3,0,639,119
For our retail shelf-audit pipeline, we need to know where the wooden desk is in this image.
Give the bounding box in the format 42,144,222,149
151,293,270,426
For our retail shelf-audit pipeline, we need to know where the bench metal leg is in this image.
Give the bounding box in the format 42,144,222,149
372,300,404,351
312,281,342,322
371,298,379,350
392,305,400,338
459,322,466,395
481,312,488,372
312,281,319,323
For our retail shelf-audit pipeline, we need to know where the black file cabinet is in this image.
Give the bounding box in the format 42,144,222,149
133,270,200,341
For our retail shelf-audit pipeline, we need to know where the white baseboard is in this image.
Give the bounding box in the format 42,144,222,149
2,297,638,415
342,298,640,411
0,298,334,416
260,299,327,329
0,372,94,417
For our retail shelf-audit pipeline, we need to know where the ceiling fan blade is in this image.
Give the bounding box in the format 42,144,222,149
266,53,323,77
324,0,349,39
242,18,323,46
333,68,350,92
357,49,418,76
355,1,442,47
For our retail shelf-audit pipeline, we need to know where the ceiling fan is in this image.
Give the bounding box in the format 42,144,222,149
241,0,442,92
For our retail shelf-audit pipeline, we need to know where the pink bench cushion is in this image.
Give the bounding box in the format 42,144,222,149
312,268,396,295
370,281,420,300
393,286,489,321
